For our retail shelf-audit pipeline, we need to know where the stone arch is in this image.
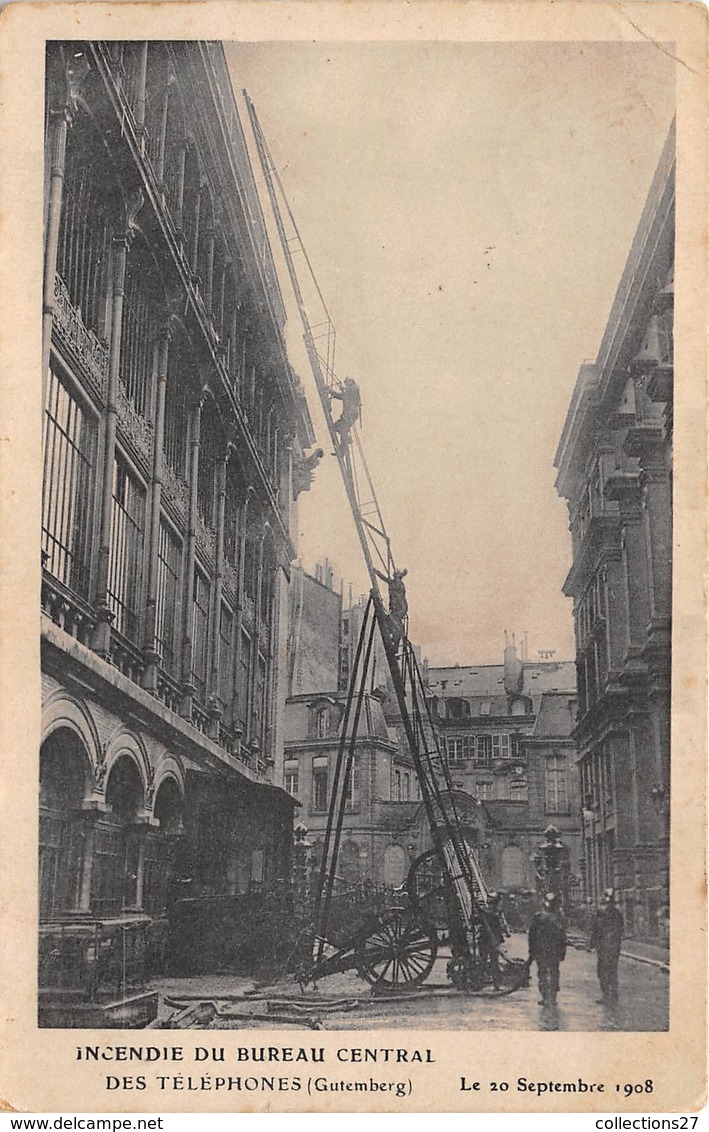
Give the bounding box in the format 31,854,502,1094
103,727,151,800
105,754,145,820
153,774,183,828
41,690,101,785
152,755,185,802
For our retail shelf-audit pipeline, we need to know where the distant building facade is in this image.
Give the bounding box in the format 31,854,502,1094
427,641,581,895
283,570,579,896
40,41,318,990
554,122,674,937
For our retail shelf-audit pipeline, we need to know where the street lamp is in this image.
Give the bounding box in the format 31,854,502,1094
533,825,571,914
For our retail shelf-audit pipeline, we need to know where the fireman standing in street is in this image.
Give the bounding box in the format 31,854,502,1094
479,893,508,990
527,892,567,1007
590,888,624,1005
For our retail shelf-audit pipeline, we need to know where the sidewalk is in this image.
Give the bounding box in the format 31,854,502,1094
619,938,669,971
568,933,669,972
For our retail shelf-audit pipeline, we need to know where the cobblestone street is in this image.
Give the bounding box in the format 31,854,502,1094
151,933,669,1032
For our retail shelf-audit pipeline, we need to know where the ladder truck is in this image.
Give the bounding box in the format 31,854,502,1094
245,93,528,994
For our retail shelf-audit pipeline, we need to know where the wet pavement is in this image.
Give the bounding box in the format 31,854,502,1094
150,933,669,1032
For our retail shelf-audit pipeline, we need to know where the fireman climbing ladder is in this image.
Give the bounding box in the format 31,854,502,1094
245,93,522,992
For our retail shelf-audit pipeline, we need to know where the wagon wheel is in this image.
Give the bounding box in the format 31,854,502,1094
357,910,437,988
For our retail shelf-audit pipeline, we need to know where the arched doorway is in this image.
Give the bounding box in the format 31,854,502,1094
39,729,89,919
92,755,144,916
144,777,183,915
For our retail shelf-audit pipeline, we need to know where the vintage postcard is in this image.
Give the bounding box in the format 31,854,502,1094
0,0,706,1115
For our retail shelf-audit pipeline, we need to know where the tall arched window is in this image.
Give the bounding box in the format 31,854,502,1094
57,111,116,341
39,729,89,919
93,755,144,916
144,777,182,914
316,707,329,739
120,237,164,419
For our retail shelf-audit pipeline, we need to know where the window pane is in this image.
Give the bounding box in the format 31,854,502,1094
191,568,210,702
57,133,112,338
477,735,492,765
313,768,328,811
42,368,96,597
218,602,235,724
156,520,181,674
107,456,145,640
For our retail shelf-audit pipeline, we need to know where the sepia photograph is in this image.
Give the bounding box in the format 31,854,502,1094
38,33,675,1033
0,0,706,1115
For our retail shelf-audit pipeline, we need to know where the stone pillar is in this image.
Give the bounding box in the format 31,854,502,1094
142,327,170,692
190,185,202,276
72,800,110,914
42,54,90,401
207,451,228,738
606,470,648,655
233,494,250,744
249,530,266,757
173,141,187,234
42,110,69,403
229,304,239,389
603,554,628,669
216,259,227,338
180,399,202,717
642,466,672,624
204,226,216,312
268,556,290,786
77,820,97,912
155,73,174,186
134,43,149,135
92,197,143,656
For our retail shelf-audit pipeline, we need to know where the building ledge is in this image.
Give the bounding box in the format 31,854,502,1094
41,615,287,796
623,423,665,459
563,514,621,597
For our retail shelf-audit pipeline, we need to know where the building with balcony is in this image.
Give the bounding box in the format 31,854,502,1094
554,121,674,937
427,640,580,895
39,40,318,1011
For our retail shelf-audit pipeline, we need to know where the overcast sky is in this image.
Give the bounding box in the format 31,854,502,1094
226,41,675,666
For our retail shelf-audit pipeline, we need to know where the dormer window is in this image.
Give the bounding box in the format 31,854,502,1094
316,707,328,738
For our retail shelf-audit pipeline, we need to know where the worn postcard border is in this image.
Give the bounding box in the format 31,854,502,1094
0,0,706,1115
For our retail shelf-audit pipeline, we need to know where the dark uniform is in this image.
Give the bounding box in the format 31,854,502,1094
479,897,507,989
590,891,624,1003
527,896,567,1006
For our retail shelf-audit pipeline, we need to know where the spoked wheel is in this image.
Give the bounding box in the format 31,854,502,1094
357,910,438,989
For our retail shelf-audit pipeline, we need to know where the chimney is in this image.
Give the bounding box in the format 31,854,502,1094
504,635,523,695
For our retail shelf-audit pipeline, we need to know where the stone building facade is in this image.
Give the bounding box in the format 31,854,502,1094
427,641,581,895
283,566,421,889
40,41,317,994
554,121,674,937
283,569,579,898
